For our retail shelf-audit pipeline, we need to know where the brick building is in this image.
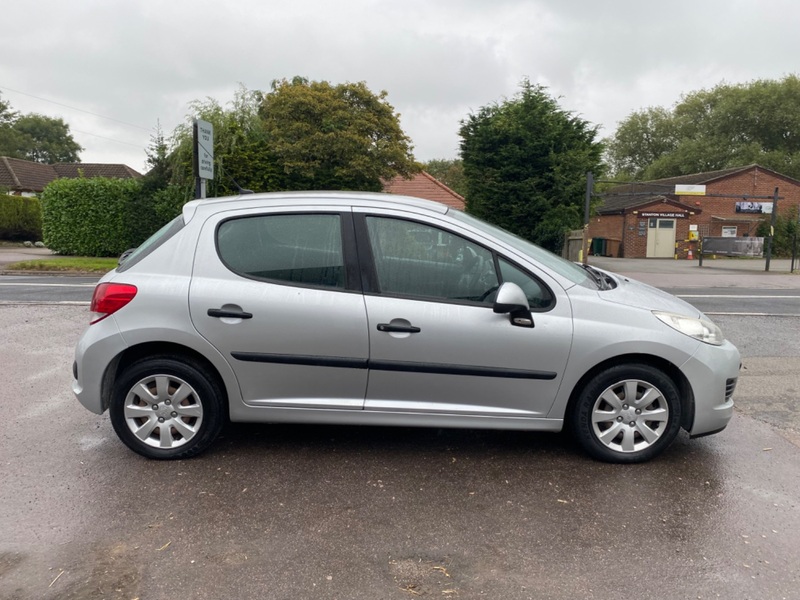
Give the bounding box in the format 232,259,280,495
588,165,800,258
382,171,465,210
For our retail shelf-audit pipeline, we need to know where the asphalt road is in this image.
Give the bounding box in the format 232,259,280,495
0,276,96,304
674,289,800,317
1,304,799,600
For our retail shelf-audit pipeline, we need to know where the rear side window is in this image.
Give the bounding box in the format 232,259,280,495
117,215,185,272
217,214,345,289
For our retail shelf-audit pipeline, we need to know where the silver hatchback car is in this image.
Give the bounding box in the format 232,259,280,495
73,192,739,463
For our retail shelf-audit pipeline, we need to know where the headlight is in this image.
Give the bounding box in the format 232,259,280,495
653,311,725,346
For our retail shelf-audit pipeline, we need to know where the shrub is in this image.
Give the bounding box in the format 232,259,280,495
41,177,153,256
152,184,193,223
0,195,42,241
756,208,799,258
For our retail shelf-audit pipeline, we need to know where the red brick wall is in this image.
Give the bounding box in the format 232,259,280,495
684,168,800,238
593,167,800,258
587,214,624,256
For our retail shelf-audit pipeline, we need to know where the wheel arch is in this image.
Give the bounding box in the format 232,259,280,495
564,353,694,432
100,341,231,415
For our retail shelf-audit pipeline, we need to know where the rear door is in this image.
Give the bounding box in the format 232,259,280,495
189,207,369,409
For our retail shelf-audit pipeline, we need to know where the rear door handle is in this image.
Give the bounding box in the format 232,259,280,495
377,323,421,333
208,308,253,319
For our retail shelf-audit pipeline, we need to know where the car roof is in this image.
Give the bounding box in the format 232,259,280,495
182,191,450,222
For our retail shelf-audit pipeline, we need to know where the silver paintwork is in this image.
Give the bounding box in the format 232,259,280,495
72,191,740,456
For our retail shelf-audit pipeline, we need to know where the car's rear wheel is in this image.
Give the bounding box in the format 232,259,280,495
571,364,682,463
110,357,224,459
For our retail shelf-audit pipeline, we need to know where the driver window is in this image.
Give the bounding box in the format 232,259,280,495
365,217,499,304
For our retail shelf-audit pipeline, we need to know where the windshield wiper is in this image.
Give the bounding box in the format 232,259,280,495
581,264,609,290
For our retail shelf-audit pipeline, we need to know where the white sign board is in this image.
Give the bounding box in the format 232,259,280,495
735,201,773,214
195,120,214,180
675,184,706,195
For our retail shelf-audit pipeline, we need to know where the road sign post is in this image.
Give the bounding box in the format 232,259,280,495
193,119,214,199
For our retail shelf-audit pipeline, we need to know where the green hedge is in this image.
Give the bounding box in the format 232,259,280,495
0,195,42,241
41,177,162,256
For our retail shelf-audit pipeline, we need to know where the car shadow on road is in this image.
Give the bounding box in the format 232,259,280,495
208,421,718,471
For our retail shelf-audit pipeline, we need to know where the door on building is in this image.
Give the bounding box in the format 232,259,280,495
646,218,676,258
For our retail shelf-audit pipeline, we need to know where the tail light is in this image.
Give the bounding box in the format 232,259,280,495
90,283,138,324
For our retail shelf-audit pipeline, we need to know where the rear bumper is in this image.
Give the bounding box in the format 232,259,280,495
682,340,740,437
72,317,127,414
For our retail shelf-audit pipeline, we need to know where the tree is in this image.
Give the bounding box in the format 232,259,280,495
459,81,604,252
0,95,82,164
604,107,678,179
11,114,82,163
0,93,17,126
168,86,288,196
167,80,418,195
422,158,467,197
141,121,192,224
142,121,170,191
606,76,800,180
0,93,25,158
259,77,418,191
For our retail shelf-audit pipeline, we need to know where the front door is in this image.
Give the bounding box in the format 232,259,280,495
357,213,573,418
646,218,676,258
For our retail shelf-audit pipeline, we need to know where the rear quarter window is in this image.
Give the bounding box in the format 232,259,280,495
116,216,186,272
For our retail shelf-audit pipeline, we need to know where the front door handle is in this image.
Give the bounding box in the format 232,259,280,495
377,323,421,333
208,308,253,319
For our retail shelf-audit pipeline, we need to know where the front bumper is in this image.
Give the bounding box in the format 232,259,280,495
681,339,740,436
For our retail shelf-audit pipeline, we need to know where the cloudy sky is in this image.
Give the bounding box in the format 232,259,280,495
2,0,798,172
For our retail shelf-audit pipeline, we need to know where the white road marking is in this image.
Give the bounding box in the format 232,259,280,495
705,312,800,317
0,282,95,287
678,294,800,299
0,301,90,306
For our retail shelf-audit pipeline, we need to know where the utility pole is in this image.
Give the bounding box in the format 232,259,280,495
792,226,798,272
583,172,593,265
765,187,779,272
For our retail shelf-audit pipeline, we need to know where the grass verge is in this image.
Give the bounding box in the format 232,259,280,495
4,257,118,273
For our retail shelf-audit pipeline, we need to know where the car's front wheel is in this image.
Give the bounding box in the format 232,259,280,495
571,364,682,463
109,357,224,459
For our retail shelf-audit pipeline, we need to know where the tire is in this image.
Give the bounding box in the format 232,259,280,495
109,356,224,460
571,364,682,464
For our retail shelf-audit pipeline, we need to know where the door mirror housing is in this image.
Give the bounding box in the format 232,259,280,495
493,282,534,328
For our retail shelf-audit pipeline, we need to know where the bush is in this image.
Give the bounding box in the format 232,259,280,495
153,184,193,223
0,195,42,241
756,208,799,258
41,177,156,256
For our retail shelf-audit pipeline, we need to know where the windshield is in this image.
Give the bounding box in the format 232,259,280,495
449,210,592,285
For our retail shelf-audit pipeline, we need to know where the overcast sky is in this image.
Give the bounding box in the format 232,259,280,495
2,0,799,173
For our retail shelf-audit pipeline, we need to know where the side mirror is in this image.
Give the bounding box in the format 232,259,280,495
493,282,534,328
